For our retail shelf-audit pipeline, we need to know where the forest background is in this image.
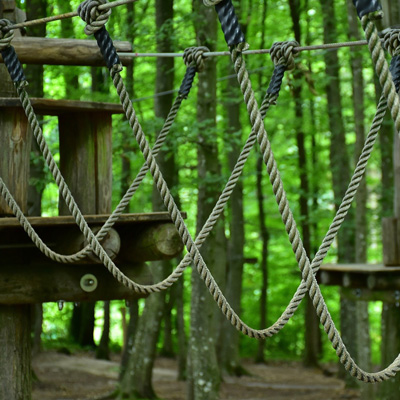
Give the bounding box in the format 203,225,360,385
7,0,400,399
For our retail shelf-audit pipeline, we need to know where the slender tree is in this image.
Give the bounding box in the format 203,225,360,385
346,1,372,397
187,1,222,399
255,0,269,364
288,0,320,368
219,63,245,376
119,0,175,397
319,0,357,385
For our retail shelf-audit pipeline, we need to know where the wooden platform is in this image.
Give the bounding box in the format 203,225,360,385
318,263,400,303
0,97,124,115
0,212,186,304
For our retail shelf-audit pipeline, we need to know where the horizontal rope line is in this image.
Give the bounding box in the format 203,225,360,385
2,0,138,32
120,39,380,59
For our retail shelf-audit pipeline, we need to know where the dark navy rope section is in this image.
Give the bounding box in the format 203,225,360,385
266,64,286,96
352,0,382,19
390,55,400,92
179,66,196,98
94,26,121,70
1,45,26,83
215,0,245,47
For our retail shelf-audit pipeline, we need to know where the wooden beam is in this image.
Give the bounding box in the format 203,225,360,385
0,262,152,304
0,212,186,228
0,37,133,66
317,264,400,290
0,97,124,115
119,223,184,262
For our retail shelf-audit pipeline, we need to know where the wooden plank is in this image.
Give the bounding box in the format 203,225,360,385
0,37,133,66
382,217,400,265
0,212,186,228
320,263,400,273
0,262,152,304
0,107,31,215
341,287,400,303
0,97,124,115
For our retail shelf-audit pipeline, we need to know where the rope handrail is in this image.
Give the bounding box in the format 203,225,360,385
0,0,138,32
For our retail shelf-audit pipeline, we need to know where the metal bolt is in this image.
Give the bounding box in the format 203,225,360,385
80,274,98,293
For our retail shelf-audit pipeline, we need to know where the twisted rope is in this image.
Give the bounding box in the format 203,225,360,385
0,19,13,51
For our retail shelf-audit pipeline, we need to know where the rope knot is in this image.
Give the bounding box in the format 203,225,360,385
203,0,224,6
0,20,14,52
383,29,400,57
183,46,209,72
77,0,111,36
270,40,299,70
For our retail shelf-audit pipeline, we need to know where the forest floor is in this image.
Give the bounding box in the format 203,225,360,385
32,351,361,400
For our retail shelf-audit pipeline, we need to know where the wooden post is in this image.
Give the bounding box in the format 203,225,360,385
58,109,112,347
0,3,32,400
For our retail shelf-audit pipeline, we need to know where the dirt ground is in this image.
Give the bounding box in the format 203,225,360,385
32,351,360,400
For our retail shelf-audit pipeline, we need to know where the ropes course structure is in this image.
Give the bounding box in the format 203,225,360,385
1,0,400,384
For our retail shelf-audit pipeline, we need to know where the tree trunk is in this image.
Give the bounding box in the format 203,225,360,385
219,63,244,376
319,0,357,385
255,0,269,364
118,1,175,397
96,301,110,360
119,261,167,399
288,0,320,369
187,2,221,399
346,1,372,397
176,277,187,380
119,300,139,380
56,0,79,98
120,1,135,212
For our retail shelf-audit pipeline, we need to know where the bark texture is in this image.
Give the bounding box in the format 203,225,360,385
346,1,372,397
118,1,175,397
319,0,357,385
289,0,321,368
187,2,222,399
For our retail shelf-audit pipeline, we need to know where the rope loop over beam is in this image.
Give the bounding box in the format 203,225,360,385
0,19,14,51
77,0,111,36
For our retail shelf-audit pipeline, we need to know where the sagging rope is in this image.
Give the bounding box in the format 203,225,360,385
0,0,399,383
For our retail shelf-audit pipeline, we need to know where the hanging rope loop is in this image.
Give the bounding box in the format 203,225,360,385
183,46,209,72
77,0,111,36
270,40,299,70
0,19,14,51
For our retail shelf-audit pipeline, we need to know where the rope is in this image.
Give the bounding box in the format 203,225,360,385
1,0,138,32
208,0,400,382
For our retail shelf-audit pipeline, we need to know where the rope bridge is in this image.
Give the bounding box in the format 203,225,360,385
0,0,399,383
